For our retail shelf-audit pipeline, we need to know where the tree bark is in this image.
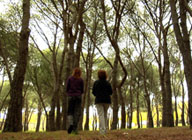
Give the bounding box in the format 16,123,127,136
181,79,186,126
24,99,29,131
175,96,178,126
156,102,160,127
3,0,30,132
128,66,133,129
170,0,192,128
84,43,94,130
36,100,42,132
111,56,118,130
162,29,174,127
136,90,140,128
141,56,153,128
118,87,126,129
48,26,67,131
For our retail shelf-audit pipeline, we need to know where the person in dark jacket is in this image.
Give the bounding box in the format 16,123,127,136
66,67,84,134
92,70,112,134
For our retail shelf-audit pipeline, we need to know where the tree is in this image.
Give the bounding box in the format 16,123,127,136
170,0,192,129
100,0,129,129
129,0,174,127
3,0,31,132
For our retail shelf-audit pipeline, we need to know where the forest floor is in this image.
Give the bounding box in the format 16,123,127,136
0,127,192,140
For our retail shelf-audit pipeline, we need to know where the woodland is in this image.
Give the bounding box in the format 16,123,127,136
0,0,192,136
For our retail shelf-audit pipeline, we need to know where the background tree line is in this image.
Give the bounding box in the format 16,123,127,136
0,0,192,132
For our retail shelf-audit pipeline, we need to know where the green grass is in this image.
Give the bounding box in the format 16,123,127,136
0,127,192,140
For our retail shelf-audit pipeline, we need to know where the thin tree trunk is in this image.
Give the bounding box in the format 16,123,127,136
0,110,6,130
140,112,143,128
175,96,178,126
143,68,153,128
36,100,42,132
61,92,67,130
56,96,61,130
156,102,160,127
24,99,29,131
126,109,129,128
61,42,69,130
84,43,94,130
3,0,30,132
136,90,140,128
145,93,153,128
49,94,56,131
181,80,186,126
84,76,90,130
46,112,50,131
84,68,93,130
118,87,126,129
128,66,133,129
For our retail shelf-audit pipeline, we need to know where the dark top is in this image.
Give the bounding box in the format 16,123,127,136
92,79,113,104
66,76,84,96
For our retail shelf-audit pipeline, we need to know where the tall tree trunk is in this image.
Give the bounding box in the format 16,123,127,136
181,80,186,126
140,113,143,128
159,69,166,126
46,112,50,131
111,56,118,130
61,92,67,130
170,0,192,128
156,102,160,127
142,66,153,128
24,99,29,131
84,50,93,130
61,42,69,130
128,66,133,129
62,42,75,130
126,109,129,128
136,90,140,128
84,92,90,130
118,87,125,129
84,73,91,130
48,94,56,131
49,36,66,131
0,110,6,130
145,93,153,128
36,100,42,132
162,29,174,127
56,96,61,130
3,0,30,132
175,96,178,126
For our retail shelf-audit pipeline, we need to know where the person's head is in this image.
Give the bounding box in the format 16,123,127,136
72,67,82,78
98,70,107,80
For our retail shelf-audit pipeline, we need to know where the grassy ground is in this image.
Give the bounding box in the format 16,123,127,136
0,127,192,140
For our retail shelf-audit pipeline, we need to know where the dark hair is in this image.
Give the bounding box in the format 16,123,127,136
98,70,107,80
72,67,82,78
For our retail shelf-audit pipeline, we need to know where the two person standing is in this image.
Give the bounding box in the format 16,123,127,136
66,68,112,135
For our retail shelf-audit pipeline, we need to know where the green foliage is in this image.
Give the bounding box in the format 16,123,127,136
25,47,54,106
0,20,20,88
